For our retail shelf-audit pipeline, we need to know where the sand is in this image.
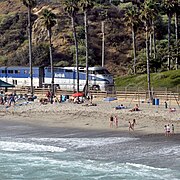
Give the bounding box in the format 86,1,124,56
0,97,179,136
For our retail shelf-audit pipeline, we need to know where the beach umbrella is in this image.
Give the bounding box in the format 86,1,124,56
0,80,15,87
72,92,84,97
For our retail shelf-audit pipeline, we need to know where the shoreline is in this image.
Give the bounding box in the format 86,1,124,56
0,117,180,144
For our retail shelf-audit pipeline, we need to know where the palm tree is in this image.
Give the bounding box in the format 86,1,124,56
40,9,56,96
79,0,94,95
63,0,80,93
140,1,153,101
173,0,179,70
98,9,108,67
20,0,37,96
163,0,174,70
125,5,139,74
147,0,160,62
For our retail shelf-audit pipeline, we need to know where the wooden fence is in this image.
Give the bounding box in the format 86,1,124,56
2,87,179,102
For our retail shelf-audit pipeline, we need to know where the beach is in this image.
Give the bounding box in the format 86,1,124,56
0,97,180,180
0,97,179,136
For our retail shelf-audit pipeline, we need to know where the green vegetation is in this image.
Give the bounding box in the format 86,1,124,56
115,70,180,91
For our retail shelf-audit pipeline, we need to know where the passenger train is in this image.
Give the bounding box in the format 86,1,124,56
0,66,114,91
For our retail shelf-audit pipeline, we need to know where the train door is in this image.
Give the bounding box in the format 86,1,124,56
39,67,44,88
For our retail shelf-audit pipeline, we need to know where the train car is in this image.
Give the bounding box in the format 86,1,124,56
0,66,44,87
44,66,114,91
0,66,114,91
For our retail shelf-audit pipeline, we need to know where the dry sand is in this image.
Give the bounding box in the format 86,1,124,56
0,97,179,135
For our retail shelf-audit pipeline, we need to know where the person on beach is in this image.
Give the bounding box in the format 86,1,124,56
169,108,176,112
164,125,167,136
164,101,168,109
129,121,134,131
166,124,170,136
90,94,93,103
9,94,15,106
130,104,139,112
114,115,118,128
132,119,136,129
46,91,51,102
172,124,174,134
110,115,114,128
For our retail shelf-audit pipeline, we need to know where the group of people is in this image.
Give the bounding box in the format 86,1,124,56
129,119,137,131
164,124,174,136
109,115,118,128
115,104,126,110
109,116,137,131
44,91,69,104
0,91,16,107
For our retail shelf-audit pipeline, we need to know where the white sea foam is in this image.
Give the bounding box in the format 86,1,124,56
1,136,138,150
29,137,138,149
147,145,180,156
0,141,66,152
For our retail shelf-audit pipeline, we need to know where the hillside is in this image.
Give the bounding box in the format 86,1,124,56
0,0,179,77
0,0,133,75
115,70,180,92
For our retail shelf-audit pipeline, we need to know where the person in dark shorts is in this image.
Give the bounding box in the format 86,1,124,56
172,124,174,134
166,124,170,136
110,115,114,128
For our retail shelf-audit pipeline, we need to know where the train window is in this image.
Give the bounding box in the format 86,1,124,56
15,70,20,74
65,69,73,73
2,70,7,74
95,69,110,74
13,79,17,85
79,70,85,73
8,70,13,74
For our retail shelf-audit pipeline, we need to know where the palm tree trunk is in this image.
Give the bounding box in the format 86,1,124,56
71,16,79,93
152,20,156,63
149,33,152,57
167,14,171,70
145,22,152,101
84,10,89,95
132,23,136,74
102,21,105,67
28,6,33,96
48,29,54,96
175,12,179,70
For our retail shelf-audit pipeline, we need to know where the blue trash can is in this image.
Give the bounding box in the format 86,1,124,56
155,98,159,105
152,99,155,105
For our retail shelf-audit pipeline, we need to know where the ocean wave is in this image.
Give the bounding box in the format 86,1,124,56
31,137,139,149
1,137,138,150
0,141,66,152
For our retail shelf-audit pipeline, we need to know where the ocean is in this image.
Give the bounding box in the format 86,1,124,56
0,120,180,180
